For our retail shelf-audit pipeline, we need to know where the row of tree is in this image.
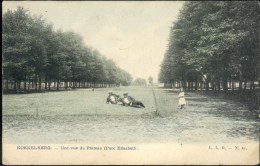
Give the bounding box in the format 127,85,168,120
159,1,260,92
131,78,147,86
3,7,132,92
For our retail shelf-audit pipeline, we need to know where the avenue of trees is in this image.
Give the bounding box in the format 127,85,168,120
159,1,260,92
3,7,132,92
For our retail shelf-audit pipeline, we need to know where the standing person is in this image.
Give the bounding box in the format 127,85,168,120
178,88,186,109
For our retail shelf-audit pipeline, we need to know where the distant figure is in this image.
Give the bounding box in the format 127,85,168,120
121,93,145,108
178,88,186,109
106,91,120,104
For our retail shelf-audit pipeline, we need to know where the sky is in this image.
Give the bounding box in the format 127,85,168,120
3,1,184,82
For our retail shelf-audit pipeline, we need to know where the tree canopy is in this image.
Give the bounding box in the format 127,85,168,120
132,78,147,86
3,7,133,92
159,1,260,91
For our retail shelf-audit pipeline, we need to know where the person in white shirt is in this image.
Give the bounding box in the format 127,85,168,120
106,91,120,104
178,88,186,109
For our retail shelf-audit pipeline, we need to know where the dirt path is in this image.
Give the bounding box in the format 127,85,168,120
154,88,259,143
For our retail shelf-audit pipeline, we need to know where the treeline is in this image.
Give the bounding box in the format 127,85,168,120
159,1,260,92
3,7,132,93
131,78,147,86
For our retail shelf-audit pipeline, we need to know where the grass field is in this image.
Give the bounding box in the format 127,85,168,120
3,86,155,116
3,86,259,144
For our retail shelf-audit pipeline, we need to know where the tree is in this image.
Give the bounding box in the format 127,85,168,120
160,1,260,92
3,6,133,93
148,76,153,85
118,69,133,86
132,78,147,86
3,7,34,91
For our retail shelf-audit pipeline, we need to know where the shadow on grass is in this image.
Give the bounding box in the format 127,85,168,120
158,88,259,120
162,88,260,111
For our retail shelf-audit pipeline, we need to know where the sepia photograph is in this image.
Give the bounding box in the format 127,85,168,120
2,1,260,165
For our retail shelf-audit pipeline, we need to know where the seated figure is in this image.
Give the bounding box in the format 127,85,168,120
106,91,120,104
121,93,145,108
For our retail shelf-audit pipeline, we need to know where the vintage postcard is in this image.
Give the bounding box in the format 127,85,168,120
2,1,260,165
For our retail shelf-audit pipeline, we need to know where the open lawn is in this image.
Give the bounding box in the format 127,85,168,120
2,86,259,144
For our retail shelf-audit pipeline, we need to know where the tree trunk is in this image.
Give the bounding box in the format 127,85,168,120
205,80,209,91
244,81,247,90
216,81,221,91
200,82,203,90
239,69,242,91
65,81,68,90
14,81,17,91
9,81,11,89
222,77,228,92
250,80,255,90
28,79,30,91
228,80,232,89
32,80,34,89
239,80,242,91
195,81,198,90
48,79,51,91
39,76,42,91
24,80,26,91
11,81,14,89
45,76,48,90
231,80,235,92
183,81,186,90
6,79,9,90
35,75,38,90
72,81,75,89
211,81,215,91
18,81,21,90
56,79,60,90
